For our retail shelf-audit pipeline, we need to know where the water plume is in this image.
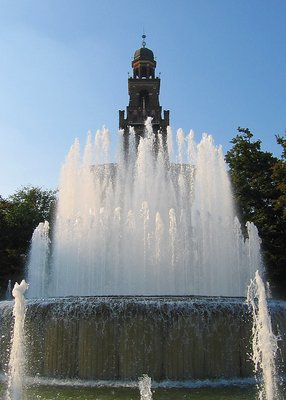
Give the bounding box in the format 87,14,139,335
27,221,50,298
27,121,262,297
247,270,281,400
6,280,29,400
139,374,153,400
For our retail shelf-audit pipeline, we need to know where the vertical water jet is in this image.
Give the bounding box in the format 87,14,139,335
139,374,153,400
247,270,281,400
27,221,50,298
6,280,28,400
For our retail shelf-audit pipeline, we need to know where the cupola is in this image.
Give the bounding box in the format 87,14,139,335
132,35,156,79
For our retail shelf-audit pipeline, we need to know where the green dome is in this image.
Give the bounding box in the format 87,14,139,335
134,47,154,61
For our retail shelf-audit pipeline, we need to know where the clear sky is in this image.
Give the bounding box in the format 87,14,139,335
0,0,285,198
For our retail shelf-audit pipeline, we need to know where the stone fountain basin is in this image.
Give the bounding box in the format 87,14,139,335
1,296,285,382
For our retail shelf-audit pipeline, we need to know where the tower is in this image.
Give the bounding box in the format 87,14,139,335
119,35,170,150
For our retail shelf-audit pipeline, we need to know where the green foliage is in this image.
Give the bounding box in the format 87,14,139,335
225,128,278,221
0,186,57,298
272,134,286,218
276,134,286,159
225,128,286,294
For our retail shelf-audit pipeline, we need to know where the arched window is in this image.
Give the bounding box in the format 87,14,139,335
139,90,149,111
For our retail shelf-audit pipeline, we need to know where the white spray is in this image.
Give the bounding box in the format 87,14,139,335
27,122,262,297
6,280,29,400
247,270,280,400
27,221,50,298
138,374,153,400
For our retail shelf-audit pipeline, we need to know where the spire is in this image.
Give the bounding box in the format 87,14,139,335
142,33,146,48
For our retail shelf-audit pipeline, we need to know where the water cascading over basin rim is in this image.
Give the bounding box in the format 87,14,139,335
27,120,262,298
1,295,285,383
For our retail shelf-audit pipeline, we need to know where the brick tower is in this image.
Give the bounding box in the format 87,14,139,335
119,35,169,152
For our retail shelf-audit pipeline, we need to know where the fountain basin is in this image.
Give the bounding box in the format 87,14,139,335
1,296,286,382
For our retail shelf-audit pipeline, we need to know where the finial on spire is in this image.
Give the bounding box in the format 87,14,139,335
142,33,146,48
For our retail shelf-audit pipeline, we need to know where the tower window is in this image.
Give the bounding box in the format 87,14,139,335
139,90,149,110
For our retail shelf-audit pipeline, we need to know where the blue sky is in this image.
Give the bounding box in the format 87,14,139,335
0,0,285,197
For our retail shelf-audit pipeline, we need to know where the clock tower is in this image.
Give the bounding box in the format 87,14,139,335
119,35,170,152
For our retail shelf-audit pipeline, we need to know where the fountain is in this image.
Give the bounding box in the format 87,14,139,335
6,280,28,400
139,374,153,399
247,270,282,400
27,120,261,298
0,122,285,396
26,221,50,299
5,281,12,301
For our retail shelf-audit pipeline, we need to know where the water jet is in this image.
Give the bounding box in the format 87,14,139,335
6,280,28,400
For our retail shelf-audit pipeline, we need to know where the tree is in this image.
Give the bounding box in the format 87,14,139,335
272,134,286,218
0,186,57,298
270,134,286,292
225,128,286,295
0,197,13,294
